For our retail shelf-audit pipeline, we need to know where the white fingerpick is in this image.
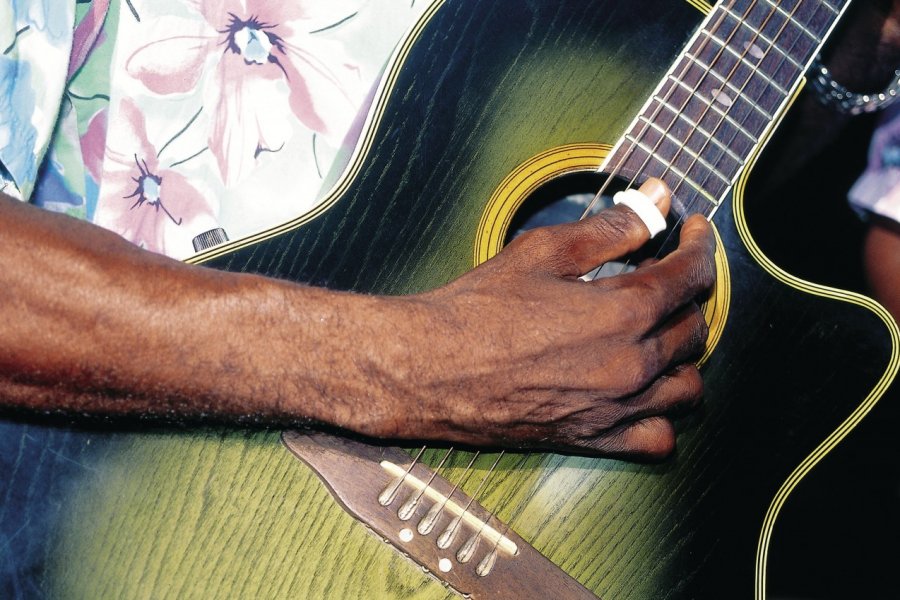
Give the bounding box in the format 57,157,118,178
613,188,667,238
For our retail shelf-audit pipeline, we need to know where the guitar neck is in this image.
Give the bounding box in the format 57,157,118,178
601,0,851,218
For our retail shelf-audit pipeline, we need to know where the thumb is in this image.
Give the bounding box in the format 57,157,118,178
506,178,671,277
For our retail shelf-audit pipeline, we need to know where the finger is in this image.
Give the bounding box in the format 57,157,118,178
618,364,703,422
605,214,716,325
504,178,671,277
590,416,676,460
636,257,659,269
643,303,709,367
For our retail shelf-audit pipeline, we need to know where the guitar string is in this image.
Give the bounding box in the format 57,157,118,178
628,0,833,230
601,0,824,293
481,453,559,560
618,0,774,216
631,0,823,262
458,452,532,559
437,451,505,548
389,0,834,563
382,445,428,505
418,450,482,532
610,0,775,232
577,0,742,223
485,0,828,549
584,0,806,255
655,0,814,212
399,446,454,518
585,0,792,270
574,0,744,283
674,0,836,200
474,0,760,544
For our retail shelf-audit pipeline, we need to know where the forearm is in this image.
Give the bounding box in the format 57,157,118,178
0,193,405,429
0,178,717,458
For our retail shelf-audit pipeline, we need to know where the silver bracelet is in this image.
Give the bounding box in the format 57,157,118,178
809,56,900,115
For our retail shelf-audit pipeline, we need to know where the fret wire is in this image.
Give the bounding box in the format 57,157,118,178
676,5,850,216
595,0,828,219
624,134,721,206
720,4,803,70
671,0,822,204
784,0,838,39
699,29,789,96
680,186,721,220
665,74,759,142
754,0,834,110
617,0,839,213
756,1,824,102
598,0,757,222
669,0,794,202
762,0,822,42
581,0,742,220
819,0,839,15
650,95,745,165
635,115,733,186
692,17,794,121
683,52,776,120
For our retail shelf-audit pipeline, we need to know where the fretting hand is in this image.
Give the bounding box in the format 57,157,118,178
359,178,716,458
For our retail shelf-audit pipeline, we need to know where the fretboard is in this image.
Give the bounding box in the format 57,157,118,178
601,0,850,218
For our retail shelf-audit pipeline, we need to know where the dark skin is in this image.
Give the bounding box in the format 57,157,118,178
864,218,900,320
10,0,899,465
5,0,900,468
0,177,716,458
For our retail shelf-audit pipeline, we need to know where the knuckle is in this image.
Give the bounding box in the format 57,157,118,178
513,227,551,252
683,253,715,294
699,248,717,288
507,227,559,267
641,337,665,372
602,417,676,460
590,207,640,244
614,276,665,329
644,420,677,460
618,348,660,394
689,234,717,287
678,365,704,402
676,223,716,288
689,306,710,351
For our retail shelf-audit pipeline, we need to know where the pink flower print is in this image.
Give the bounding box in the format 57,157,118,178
125,155,182,226
80,108,108,183
94,99,216,256
125,1,363,185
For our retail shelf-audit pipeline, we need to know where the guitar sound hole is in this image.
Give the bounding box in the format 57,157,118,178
507,172,669,276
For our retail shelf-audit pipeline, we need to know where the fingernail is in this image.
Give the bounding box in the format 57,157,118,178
638,178,669,207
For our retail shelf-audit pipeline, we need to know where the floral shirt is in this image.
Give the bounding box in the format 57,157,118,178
1,0,431,259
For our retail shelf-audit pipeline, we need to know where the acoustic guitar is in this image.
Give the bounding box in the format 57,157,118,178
1,0,897,598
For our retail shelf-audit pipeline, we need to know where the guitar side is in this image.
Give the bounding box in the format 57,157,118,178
1,1,896,598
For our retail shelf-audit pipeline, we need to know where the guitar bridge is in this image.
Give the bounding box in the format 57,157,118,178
282,431,598,599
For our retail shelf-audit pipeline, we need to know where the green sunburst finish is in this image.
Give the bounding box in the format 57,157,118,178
2,1,896,598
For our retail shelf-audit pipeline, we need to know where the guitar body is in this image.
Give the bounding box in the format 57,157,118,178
1,1,896,598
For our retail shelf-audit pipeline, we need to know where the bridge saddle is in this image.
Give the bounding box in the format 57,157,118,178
281,430,599,599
